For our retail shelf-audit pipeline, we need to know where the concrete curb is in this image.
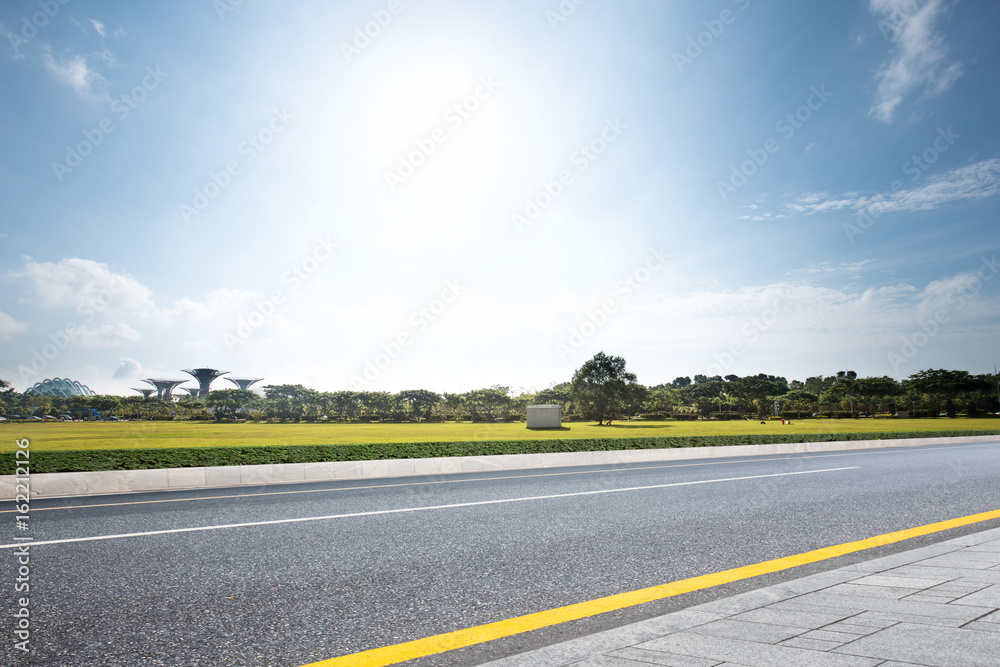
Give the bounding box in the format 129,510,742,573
2,434,997,500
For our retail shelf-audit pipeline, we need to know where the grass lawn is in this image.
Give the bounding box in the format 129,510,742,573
2,417,998,452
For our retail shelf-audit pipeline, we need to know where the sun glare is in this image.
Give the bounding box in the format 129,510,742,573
361,64,514,245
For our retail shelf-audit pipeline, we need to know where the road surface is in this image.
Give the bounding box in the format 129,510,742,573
4,440,1000,666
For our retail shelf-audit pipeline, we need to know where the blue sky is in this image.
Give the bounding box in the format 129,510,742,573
1,0,998,396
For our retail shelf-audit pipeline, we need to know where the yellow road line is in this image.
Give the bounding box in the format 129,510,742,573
6,441,997,514
302,507,1000,667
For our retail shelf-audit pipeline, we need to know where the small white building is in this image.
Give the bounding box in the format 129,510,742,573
526,404,563,429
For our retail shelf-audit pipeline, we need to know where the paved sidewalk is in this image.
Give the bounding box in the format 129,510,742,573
482,526,1000,667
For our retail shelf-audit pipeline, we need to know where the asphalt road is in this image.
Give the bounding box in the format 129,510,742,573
4,440,1000,666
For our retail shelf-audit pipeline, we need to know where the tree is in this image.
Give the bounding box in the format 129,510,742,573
441,393,466,421
727,375,787,417
853,376,901,415
358,391,400,420
87,395,121,418
643,387,682,414
622,383,649,419
464,386,511,422
329,391,361,420
823,374,858,415
398,389,442,421
175,396,206,419
205,389,263,420
780,389,818,414
571,352,638,424
906,369,987,417
27,394,53,417
804,375,835,396
119,396,149,420
263,384,316,421
533,387,572,410
687,380,725,416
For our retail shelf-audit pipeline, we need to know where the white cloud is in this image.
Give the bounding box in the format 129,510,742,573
112,357,145,379
42,50,107,98
623,269,999,377
6,256,326,356
869,0,962,122
168,288,261,322
792,260,876,275
74,323,143,347
757,159,1000,220
0,310,28,341
9,257,159,317
89,19,107,39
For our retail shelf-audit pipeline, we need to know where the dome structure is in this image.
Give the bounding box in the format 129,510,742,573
25,377,97,398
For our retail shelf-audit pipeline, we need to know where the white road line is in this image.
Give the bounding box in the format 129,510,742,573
0,467,857,549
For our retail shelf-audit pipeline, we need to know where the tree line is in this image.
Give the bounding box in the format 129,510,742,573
1,356,998,423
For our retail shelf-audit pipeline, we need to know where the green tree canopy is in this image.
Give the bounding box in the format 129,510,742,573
906,369,988,417
398,389,442,421
464,386,511,422
205,389,263,420
263,384,317,421
853,376,901,414
571,352,638,424
643,387,682,414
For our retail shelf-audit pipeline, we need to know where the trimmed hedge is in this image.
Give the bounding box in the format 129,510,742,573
5,430,1000,474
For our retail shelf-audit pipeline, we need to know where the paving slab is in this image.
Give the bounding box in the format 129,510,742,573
849,574,950,589
479,610,723,667
833,623,1000,666
949,584,1000,607
889,564,1000,584
686,618,804,644
788,591,992,622
821,583,921,600
604,646,722,666
480,526,1000,667
729,607,856,629
915,552,1000,569
636,631,881,666
779,636,842,651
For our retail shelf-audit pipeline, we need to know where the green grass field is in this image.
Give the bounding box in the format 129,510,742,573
2,417,998,452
